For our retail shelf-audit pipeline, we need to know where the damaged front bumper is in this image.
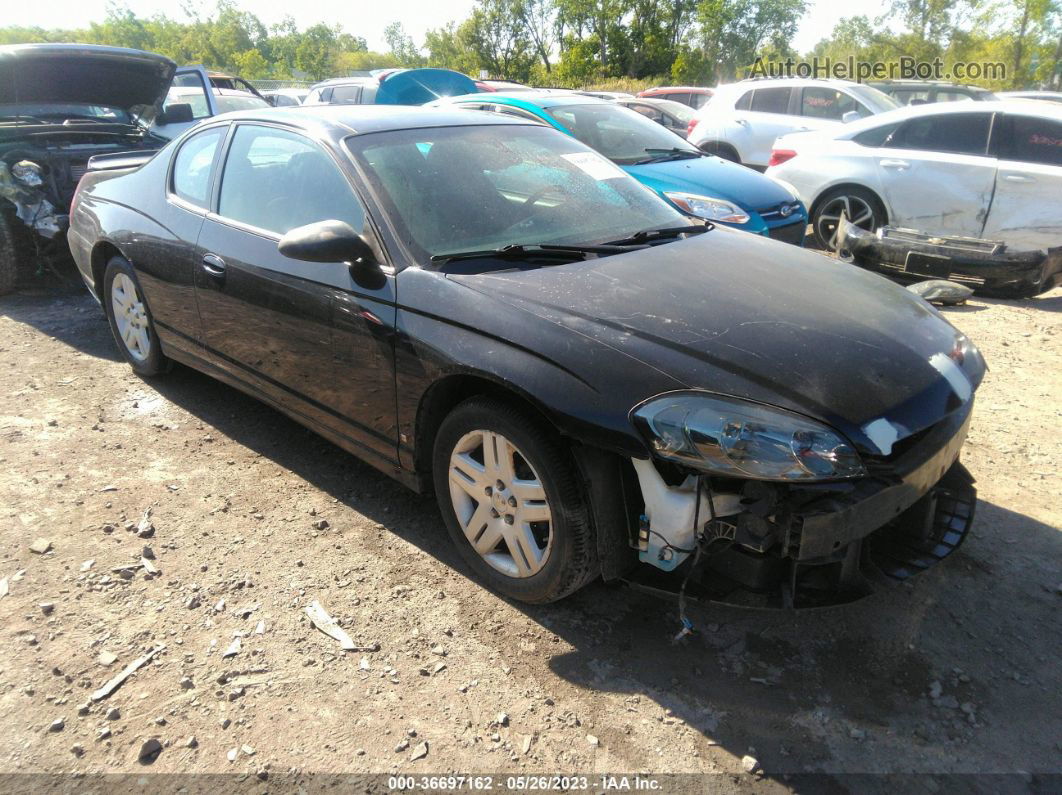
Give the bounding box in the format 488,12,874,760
628,402,976,608
837,216,1062,298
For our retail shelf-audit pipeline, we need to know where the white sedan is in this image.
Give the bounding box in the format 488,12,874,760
766,100,1062,296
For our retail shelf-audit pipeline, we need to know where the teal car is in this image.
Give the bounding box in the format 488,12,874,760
431,92,807,244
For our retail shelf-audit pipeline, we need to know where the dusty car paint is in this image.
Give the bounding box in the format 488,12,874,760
69,106,986,606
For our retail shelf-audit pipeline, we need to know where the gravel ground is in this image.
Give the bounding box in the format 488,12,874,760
0,270,1059,792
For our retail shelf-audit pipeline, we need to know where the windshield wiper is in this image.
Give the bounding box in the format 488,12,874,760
633,147,704,165
605,223,710,247
431,243,627,266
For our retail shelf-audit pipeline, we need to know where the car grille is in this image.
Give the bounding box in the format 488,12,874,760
767,220,806,245
758,200,803,220
70,162,89,183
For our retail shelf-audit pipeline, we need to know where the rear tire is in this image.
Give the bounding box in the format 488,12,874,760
432,397,597,603
0,211,20,296
103,256,170,377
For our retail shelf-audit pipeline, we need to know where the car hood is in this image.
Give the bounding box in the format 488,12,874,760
0,44,176,112
626,155,796,210
447,227,984,455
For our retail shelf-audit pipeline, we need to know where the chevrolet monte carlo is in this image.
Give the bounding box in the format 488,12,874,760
69,106,985,607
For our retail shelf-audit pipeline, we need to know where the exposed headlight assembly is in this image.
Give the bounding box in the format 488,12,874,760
632,392,865,481
664,191,750,224
12,160,43,187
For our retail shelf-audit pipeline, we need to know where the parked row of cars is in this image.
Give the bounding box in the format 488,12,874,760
0,42,994,609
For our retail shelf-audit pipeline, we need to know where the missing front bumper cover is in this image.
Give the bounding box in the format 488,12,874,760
836,216,1062,298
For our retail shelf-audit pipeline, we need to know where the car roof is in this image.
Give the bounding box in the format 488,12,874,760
210,104,541,135
719,77,866,90
868,80,991,89
819,98,1062,138
311,76,379,88
641,86,713,93
441,91,605,109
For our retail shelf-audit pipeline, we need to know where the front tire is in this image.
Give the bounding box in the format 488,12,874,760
103,256,169,376
812,186,886,250
432,397,597,603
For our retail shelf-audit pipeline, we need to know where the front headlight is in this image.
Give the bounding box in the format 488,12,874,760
665,191,750,224
632,392,865,481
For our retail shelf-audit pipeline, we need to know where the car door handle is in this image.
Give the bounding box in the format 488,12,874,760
735,118,748,126
201,254,226,277
1003,173,1034,183
880,158,910,169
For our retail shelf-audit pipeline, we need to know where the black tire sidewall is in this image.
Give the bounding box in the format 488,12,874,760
0,211,20,296
432,398,595,604
812,186,885,250
103,257,167,376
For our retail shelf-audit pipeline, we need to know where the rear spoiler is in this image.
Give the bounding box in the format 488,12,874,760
86,150,156,173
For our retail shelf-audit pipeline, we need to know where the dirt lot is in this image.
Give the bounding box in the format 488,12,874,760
0,268,1059,792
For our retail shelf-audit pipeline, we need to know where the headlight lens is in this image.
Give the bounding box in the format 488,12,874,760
632,392,865,481
12,160,43,187
665,191,750,224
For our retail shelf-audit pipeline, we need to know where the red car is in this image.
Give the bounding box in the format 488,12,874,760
637,86,713,109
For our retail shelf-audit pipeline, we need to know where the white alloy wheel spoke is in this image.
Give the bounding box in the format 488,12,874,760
447,429,554,579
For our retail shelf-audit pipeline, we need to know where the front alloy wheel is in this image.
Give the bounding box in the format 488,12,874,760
433,397,597,603
448,429,554,578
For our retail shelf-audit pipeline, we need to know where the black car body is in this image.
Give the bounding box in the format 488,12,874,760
0,44,175,293
69,106,986,607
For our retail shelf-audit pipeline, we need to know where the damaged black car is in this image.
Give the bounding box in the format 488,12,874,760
69,107,986,607
0,44,175,294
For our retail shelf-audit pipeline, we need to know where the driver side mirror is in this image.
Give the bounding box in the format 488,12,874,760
841,110,862,124
159,103,194,125
278,220,377,266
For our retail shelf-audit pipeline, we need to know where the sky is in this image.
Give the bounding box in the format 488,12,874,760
5,0,886,57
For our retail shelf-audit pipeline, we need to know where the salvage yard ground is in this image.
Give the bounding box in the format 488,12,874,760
0,275,1059,790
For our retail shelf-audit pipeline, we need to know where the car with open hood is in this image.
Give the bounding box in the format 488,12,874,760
68,105,985,608
0,43,175,293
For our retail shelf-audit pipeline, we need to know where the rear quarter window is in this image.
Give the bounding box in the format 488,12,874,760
1005,115,1062,166
750,87,791,114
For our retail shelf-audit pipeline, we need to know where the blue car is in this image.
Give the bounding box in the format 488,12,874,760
432,92,807,244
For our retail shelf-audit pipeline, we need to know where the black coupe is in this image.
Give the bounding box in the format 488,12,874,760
69,106,985,606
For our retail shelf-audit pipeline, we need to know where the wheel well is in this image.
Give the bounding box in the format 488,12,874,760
90,242,123,303
809,183,888,226
698,141,740,161
413,374,559,478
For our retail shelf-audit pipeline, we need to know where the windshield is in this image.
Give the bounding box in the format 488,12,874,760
345,124,689,261
543,103,698,165
848,84,901,113
0,103,132,124
164,90,269,120
215,95,271,113
651,100,695,122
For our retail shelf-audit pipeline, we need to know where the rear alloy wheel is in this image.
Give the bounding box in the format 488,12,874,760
812,187,885,250
433,398,596,603
104,256,169,376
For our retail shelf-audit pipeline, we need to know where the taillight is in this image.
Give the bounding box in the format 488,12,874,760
768,148,797,168
686,119,698,139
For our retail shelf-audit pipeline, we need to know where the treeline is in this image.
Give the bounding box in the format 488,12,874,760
0,0,1058,89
